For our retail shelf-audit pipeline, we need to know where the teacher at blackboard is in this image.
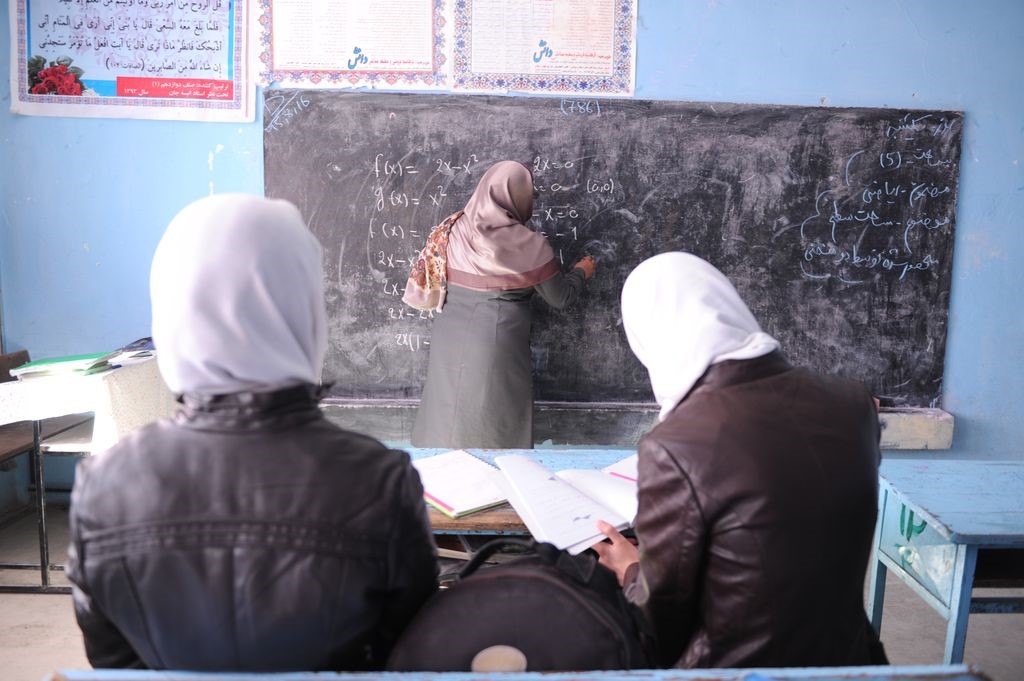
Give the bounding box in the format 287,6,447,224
409,160,596,448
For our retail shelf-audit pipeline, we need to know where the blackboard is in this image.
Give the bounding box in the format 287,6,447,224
264,91,962,408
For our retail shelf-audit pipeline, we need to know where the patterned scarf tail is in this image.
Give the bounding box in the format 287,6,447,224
402,211,463,312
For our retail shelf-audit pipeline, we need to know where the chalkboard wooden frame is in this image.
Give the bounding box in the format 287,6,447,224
316,400,953,451
264,91,962,410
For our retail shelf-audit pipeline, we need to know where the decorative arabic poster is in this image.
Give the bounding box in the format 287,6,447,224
258,0,450,90
452,0,636,95
9,0,253,121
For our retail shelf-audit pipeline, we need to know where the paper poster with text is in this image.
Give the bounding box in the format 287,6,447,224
259,0,451,90
453,0,636,95
9,0,253,121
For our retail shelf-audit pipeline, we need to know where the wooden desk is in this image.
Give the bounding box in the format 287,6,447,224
427,503,526,534
867,460,1024,664
408,447,634,536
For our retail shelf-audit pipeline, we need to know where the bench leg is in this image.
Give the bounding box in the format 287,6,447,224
943,544,978,664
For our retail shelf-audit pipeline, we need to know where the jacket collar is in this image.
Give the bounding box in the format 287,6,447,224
684,350,793,400
177,383,327,430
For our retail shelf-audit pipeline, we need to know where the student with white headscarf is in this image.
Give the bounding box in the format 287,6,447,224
593,252,887,669
66,194,438,671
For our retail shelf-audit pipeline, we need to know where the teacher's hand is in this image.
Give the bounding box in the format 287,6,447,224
574,256,597,280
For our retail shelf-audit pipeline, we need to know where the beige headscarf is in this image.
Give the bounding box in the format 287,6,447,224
150,194,327,395
446,160,559,291
621,252,780,420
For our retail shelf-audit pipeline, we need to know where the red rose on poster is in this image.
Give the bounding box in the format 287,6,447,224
57,81,83,96
27,56,86,96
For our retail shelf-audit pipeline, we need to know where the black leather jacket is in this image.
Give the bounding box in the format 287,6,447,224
623,352,887,668
67,385,439,671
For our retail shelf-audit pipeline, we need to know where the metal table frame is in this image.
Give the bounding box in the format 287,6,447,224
0,417,90,594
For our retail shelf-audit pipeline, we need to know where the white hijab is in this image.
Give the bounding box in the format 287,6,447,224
621,252,780,421
150,194,327,395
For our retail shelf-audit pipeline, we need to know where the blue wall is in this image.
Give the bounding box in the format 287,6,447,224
2,1,1022,461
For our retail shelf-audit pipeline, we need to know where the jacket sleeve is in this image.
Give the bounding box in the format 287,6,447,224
66,498,145,669
376,454,440,659
625,438,708,667
533,269,585,309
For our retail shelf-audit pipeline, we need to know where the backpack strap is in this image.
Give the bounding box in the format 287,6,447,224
458,537,536,579
550,545,598,585
459,539,600,586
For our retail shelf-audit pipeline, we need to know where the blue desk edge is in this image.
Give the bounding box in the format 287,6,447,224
51,663,986,680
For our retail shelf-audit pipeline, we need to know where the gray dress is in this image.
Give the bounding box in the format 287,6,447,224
412,270,585,448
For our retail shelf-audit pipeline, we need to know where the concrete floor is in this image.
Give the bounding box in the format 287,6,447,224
1,507,1022,681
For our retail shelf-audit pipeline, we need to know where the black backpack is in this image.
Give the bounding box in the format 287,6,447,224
387,538,653,672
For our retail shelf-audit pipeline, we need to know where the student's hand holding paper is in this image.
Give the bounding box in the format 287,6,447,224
592,520,639,587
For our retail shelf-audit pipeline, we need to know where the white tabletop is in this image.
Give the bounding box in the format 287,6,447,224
0,371,110,426
0,360,178,451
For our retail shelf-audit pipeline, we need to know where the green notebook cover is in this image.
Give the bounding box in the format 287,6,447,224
10,352,110,378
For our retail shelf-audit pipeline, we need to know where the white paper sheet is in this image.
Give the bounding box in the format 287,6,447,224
259,0,449,90
496,454,629,554
453,0,636,95
556,468,637,524
602,453,638,482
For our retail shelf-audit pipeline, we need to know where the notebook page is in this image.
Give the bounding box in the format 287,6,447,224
556,468,638,523
412,449,504,517
602,453,638,482
495,454,627,552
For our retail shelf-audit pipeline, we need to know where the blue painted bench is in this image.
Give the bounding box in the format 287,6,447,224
45,664,990,681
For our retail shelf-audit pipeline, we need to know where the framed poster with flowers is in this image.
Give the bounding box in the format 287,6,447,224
9,0,254,121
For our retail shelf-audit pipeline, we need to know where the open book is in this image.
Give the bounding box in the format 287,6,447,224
411,449,506,518
495,454,639,555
